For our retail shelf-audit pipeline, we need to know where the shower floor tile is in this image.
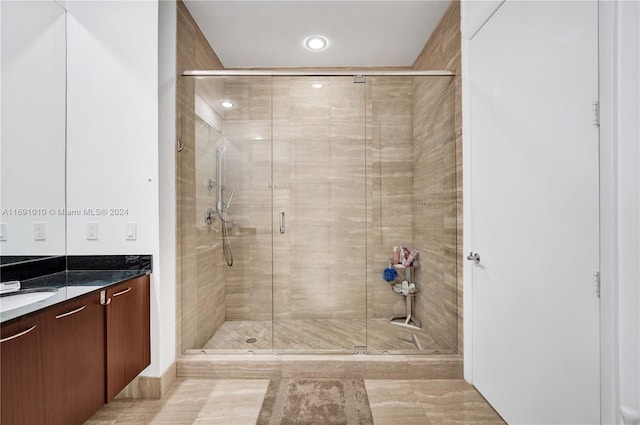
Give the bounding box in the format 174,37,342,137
200,318,454,354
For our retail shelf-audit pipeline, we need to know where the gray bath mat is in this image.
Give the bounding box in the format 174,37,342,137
256,378,374,425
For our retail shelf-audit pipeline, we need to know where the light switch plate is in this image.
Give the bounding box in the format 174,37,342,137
126,222,137,241
87,222,98,240
34,222,46,241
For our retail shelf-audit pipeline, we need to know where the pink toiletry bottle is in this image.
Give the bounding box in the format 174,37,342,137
392,246,400,264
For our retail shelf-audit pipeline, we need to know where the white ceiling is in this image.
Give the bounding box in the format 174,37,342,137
183,1,451,69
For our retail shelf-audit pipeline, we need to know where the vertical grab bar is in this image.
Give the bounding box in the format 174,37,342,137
279,211,286,234
216,148,224,213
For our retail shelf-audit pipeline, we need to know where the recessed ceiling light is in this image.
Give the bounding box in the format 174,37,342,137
255,136,264,141
304,35,328,51
220,101,235,109
311,83,323,89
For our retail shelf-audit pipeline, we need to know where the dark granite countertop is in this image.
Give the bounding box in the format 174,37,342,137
0,270,149,324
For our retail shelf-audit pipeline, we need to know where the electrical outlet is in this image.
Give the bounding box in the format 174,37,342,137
0,223,7,241
34,223,46,241
87,222,98,240
126,222,137,240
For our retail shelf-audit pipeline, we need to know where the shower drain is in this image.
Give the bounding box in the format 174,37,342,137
246,338,257,344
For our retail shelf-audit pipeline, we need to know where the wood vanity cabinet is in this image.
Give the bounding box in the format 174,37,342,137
41,290,106,425
0,274,150,424
0,314,47,424
105,275,151,401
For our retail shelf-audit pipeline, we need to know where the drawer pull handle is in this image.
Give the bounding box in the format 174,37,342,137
56,305,86,319
113,287,132,297
1,324,37,343
100,290,111,306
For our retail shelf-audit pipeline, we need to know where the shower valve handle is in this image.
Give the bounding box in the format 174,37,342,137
205,208,216,225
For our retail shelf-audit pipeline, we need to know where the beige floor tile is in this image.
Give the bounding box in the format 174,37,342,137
87,379,269,425
365,380,431,425
409,380,506,425
84,400,135,424
87,378,504,425
139,379,218,424
118,400,198,424
193,379,270,425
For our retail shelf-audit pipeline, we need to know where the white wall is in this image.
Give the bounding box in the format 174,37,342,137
65,0,172,377
66,0,158,257
0,1,66,255
157,0,177,377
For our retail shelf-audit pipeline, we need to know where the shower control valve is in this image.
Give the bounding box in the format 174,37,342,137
204,208,216,225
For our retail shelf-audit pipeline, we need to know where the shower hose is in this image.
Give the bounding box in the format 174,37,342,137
220,210,233,266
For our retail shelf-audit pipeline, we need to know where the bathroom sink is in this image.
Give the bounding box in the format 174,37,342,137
0,288,59,313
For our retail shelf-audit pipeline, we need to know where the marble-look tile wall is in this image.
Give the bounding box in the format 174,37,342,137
176,0,226,353
196,77,427,350
191,77,369,329
413,0,463,354
271,77,367,323
411,77,458,351
366,77,416,319
187,75,458,353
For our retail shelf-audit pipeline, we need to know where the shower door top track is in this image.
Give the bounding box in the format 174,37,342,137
182,70,455,77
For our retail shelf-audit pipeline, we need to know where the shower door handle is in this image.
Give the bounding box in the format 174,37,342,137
279,211,286,234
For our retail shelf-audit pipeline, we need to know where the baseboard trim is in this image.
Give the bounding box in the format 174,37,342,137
114,362,177,400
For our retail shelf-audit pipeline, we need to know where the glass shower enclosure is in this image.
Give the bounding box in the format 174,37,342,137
179,72,458,356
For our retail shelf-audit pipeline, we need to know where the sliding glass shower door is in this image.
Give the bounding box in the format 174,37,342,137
180,73,458,355
272,77,367,352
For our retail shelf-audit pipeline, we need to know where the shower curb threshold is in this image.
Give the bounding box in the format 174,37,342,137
176,353,463,380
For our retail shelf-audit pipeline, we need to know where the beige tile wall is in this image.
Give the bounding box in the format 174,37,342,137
366,77,416,319
208,75,456,344
220,76,420,349
272,77,367,324
176,0,226,353
413,0,463,354
412,76,458,351
184,74,458,353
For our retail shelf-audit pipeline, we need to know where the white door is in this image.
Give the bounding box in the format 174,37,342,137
469,2,600,424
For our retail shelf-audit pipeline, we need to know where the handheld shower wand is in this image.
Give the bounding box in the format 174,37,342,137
220,190,234,267
215,147,233,266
